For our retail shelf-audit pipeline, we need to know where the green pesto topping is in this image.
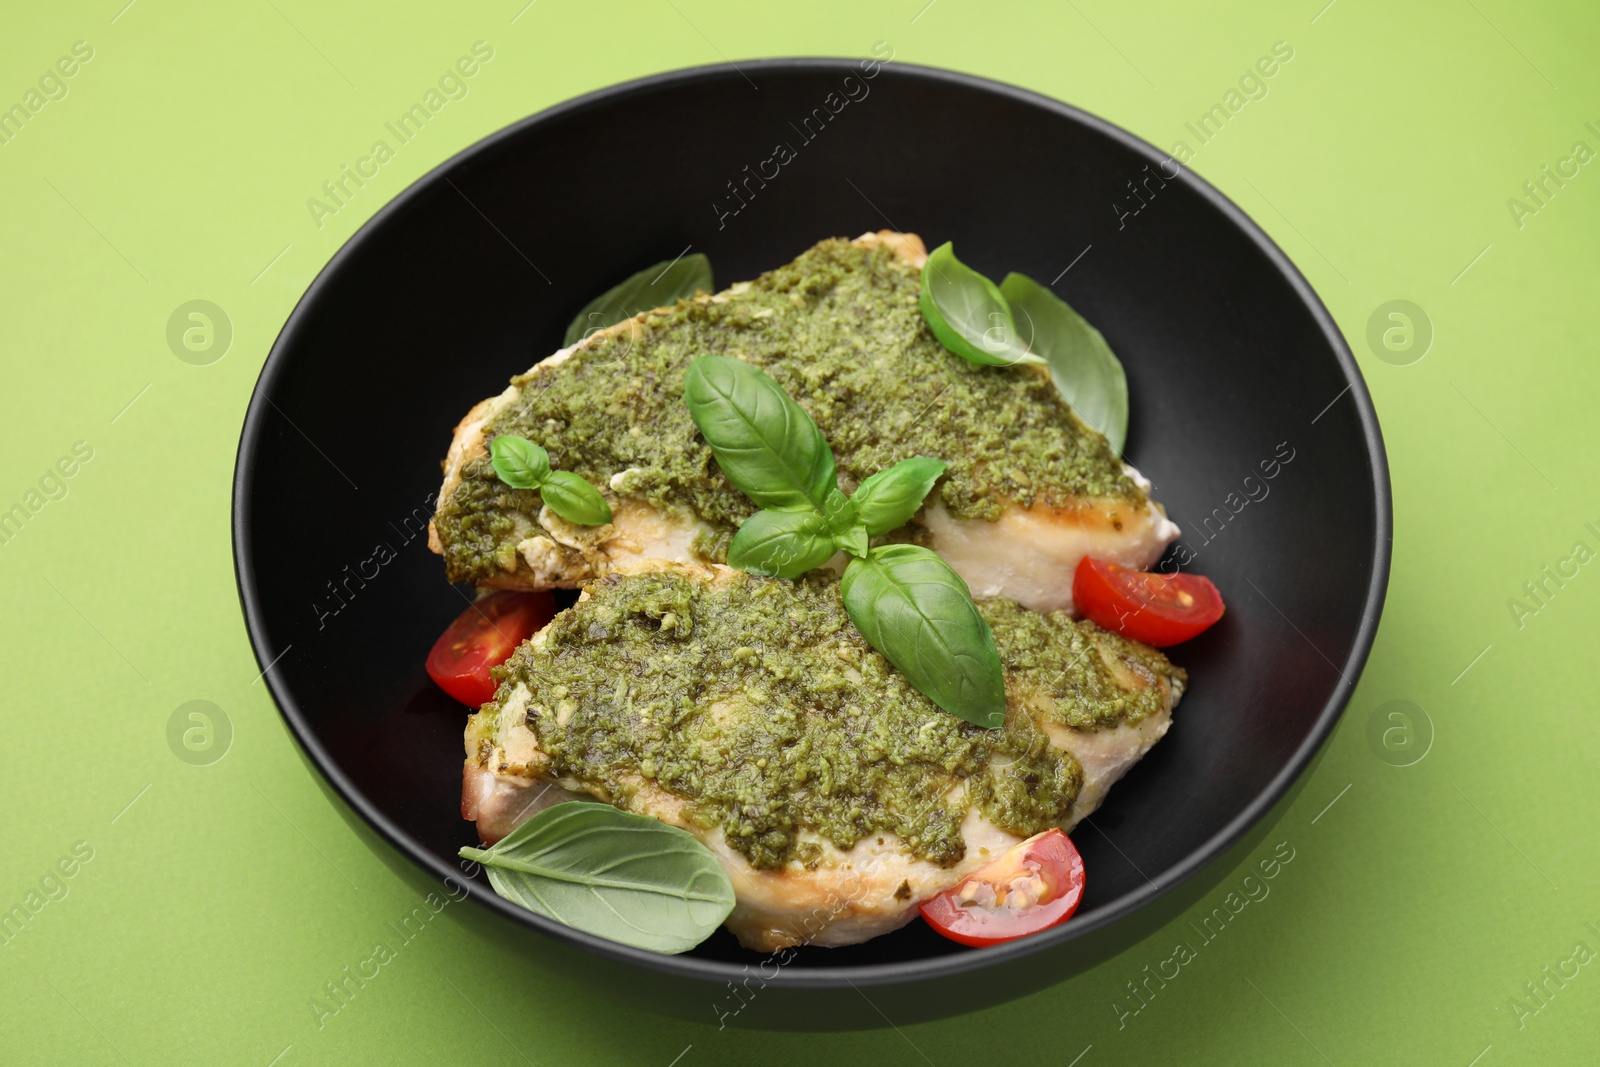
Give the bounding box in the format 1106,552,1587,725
478,568,1182,870
435,238,1140,584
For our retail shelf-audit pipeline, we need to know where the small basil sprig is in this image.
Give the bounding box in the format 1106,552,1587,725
684,356,1005,729
919,242,1130,452
489,435,613,526
1002,272,1130,454
564,253,714,346
460,802,735,954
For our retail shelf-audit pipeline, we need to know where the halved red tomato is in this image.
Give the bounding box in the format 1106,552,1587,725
920,828,1086,947
1072,556,1224,647
425,591,557,707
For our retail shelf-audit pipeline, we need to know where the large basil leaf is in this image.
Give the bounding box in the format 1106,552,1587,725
840,544,1007,729
728,508,840,578
489,434,550,489
459,802,735,955
919,242,1044,368
850,457,946,536
539,470,613,526
683,356,838,513
1001,272,1130,454
563,253,713,346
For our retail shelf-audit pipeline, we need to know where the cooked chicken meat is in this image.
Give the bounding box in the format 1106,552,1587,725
430,232,1179,614
461,561,1184,951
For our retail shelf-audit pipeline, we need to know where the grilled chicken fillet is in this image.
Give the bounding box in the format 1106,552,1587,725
461,561,1184,951
430,232,1179,614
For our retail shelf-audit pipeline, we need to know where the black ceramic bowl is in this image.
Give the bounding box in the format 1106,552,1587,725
234,59,1389,1029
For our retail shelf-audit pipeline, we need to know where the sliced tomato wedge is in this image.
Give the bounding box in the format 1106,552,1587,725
1072,556,1224,647
920,828,1086,947
425,591,557,707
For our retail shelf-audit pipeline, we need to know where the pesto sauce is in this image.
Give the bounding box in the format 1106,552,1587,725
484,569,1181,870
435,238,1141,584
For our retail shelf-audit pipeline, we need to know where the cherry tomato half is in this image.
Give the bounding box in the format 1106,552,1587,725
425,591,557,707
920,828,1086,947
1072,556,1225,647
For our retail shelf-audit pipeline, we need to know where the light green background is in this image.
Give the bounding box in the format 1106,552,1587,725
2,0,1597,1063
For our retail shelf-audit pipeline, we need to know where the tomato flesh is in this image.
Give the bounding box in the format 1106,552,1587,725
1072,556,1224,647
425,591,557,707
920,828,1086,947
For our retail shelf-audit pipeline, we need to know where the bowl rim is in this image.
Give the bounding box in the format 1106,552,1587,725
233,56,1392,990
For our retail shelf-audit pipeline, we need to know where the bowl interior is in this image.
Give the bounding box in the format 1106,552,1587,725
236,61,1385,981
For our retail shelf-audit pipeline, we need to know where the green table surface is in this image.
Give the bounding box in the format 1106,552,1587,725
3,0,1597,1063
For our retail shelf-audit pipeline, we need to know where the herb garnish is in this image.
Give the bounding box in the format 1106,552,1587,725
918,242,1043,368
1002,272,1130,453
460,802,735,954
563,253,714,346
489,435,613,526
684,355,1006,729
919,242,1130,452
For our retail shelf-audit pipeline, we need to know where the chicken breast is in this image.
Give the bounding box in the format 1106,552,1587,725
429,232,1179,614
461,560,1184,951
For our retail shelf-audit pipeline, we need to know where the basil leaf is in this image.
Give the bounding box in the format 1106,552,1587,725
850,457,947,536
683,356,838,513
919,242,1044,368
563,253,713,347
539,470,613,526
727,509,839,578
840,545,1007,729
489,434,550,489
459,802,735,954
1001,272,1130,454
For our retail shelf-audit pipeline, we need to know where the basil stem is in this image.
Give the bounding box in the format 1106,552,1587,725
919,242,1044,368
840,545,1007,729
563,253,713,347
460,802,735,954
1001,272,1130,454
